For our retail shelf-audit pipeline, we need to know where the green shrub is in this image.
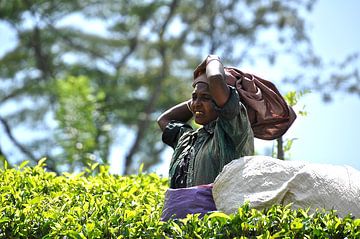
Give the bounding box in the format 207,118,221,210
0,161,359,238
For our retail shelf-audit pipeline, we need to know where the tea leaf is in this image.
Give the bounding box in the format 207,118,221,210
0,164,358,238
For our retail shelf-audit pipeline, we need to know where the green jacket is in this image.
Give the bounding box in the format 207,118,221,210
162,87,254,188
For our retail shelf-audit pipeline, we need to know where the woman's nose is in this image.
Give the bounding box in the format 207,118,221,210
193,98,201,107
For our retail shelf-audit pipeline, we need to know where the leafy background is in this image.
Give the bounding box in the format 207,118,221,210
0,0,359,175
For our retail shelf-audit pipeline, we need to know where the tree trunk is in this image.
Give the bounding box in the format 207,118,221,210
123,0,179,174
277,137,284,160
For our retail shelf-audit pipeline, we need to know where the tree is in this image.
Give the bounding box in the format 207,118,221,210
0,0,358,174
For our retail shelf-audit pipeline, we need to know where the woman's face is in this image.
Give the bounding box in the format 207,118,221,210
190,81,218,125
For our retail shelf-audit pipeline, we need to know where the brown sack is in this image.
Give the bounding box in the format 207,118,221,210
224,67,296,140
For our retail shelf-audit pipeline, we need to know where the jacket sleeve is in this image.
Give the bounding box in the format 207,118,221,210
214,87,254,158
162,120,193,149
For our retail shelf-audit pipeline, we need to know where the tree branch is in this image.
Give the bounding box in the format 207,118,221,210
124,0,179,174
31,26,54,80
0,116,37,163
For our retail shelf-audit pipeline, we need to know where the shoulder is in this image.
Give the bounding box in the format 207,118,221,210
213,87,253,140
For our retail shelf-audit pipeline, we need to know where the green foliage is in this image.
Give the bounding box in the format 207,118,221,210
284,90,311,116
0,163,359,238
0,161,168,238
55,75,109,171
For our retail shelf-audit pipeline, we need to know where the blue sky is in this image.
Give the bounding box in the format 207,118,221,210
150,0,360,175
1,0,359,174
275,0,360,170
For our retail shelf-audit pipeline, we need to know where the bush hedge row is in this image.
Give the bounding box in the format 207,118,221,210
0,160,359,238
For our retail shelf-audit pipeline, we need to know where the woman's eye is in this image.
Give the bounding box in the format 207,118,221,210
203,96,212,101
192,95,211,101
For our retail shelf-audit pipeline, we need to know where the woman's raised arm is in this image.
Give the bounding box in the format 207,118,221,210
157,99,193,132
206,55,230,108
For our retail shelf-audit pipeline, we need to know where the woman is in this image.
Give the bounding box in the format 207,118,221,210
157,55,254,189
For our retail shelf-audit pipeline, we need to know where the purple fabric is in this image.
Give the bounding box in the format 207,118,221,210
161,184,217,221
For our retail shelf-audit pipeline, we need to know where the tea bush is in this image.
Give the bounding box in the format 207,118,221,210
1,160,359,238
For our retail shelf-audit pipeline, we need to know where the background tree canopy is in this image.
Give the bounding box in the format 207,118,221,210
0,0,359,174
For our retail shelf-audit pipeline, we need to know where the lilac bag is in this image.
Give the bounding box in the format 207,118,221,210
161,184,217,221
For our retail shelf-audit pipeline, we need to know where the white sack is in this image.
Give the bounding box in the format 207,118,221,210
212,156,360,218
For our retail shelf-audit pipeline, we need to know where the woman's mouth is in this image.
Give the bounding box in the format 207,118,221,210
195,111,204,116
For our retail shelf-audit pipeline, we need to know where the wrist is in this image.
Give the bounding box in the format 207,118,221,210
206,56,225,80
